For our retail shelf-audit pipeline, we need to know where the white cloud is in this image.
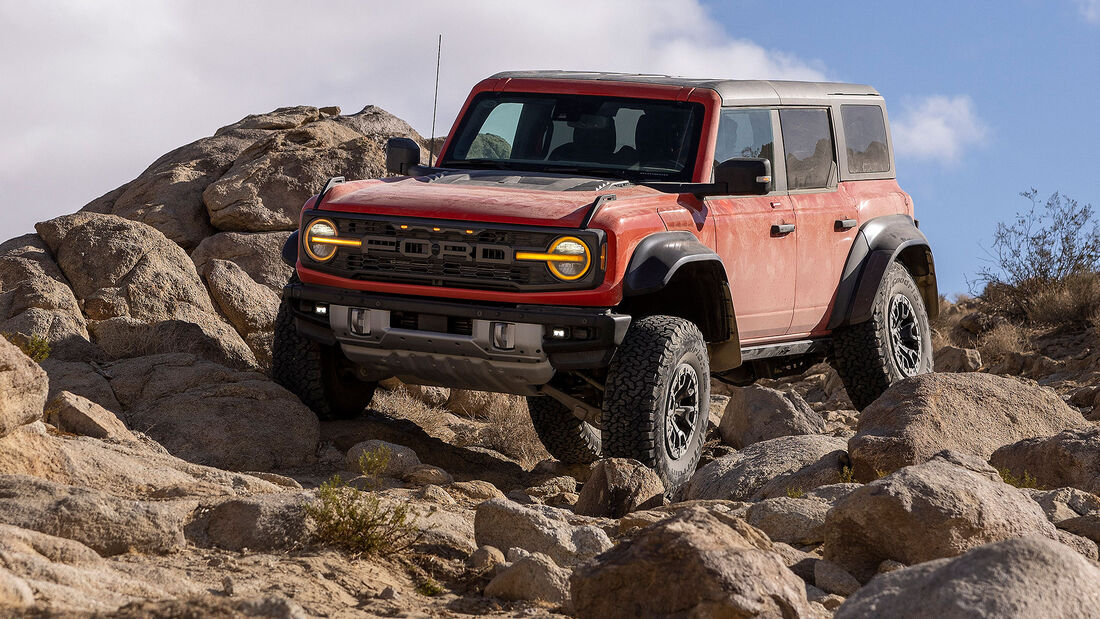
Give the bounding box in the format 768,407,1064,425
890,95,988,162
1076,0,1100,22
0,0,828,239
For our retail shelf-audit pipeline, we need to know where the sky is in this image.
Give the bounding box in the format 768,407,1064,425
1,0,1098,295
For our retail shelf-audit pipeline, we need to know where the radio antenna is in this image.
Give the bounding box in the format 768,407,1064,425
429,34,442,167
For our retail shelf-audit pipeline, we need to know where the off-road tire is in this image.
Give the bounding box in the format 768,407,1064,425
832,261,933,410
272,282,377,420
602,315,709,490
526,396,602,464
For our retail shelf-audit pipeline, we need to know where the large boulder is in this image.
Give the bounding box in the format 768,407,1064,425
570,507,815,618
574,458,664,518
203,106,410,231
0,336,48,438
685,434,847,501
836,537,1100,619
848,373,1086,480
0,234,100,360
34,212,255,369
80,126,267,249
103,353,319,471
0,475,189,556
0,422,282,500
823,451,1060,582
474,498,612,567
991,427,1100,495
718,385,827,448
200,259,280,367
189,230,293,291
744,496,831,546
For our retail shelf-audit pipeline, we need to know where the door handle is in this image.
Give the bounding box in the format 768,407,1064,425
771,223,796,236
835,218,858,230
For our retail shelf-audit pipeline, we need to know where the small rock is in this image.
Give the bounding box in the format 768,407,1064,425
718,385,827,448
415,485,456,505
474,498,612,567
44,390,135,441
378,586,397,600
744,496,830,546
814,559,861,596
574,458,664,518
402,464,453,486
346,439,420,478
877,559,906,574
933,345,982,372
468,545,506,572
485,552,572,607
222,576,235,596
448,480,505,504
686,434,847,501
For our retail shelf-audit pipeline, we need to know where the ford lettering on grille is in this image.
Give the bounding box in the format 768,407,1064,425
362,236,512,264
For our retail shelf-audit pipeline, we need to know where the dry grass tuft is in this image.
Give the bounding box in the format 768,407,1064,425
976,322,1030,363
474,397,550,468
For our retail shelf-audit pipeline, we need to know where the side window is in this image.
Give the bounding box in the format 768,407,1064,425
779,108,836,190
715,108,774,170
842,105,890,174
464,102,521,159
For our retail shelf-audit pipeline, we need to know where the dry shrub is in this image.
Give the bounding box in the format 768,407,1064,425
1021,272,1100,326
370,386,451,439
477,396,550,468
976,322,1030,363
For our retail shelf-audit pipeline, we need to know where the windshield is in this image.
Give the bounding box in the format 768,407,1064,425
440,92,705,182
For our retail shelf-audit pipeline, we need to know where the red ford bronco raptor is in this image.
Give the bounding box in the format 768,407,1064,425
273,71,938,489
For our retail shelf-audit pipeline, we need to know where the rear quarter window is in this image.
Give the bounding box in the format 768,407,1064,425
842,105,891,174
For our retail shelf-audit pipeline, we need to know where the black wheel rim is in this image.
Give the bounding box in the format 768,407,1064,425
888,293,922,376
664,363,700,460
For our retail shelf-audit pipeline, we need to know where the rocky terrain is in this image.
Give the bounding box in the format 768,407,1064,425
3,105,1100,618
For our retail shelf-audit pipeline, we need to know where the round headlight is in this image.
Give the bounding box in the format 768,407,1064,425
547,236,591,281
305,218,339,262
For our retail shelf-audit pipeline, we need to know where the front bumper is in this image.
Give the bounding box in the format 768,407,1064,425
284,282,631,394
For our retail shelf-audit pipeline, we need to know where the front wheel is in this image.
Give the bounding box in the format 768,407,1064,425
526,396,602,464
602,315,709,490
272,285,377,420
832,261,933,410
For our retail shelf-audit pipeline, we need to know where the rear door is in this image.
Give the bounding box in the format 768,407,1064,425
780,107,857,336
707,108,797,342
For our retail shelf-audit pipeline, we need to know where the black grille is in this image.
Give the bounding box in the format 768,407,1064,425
305,214,600,292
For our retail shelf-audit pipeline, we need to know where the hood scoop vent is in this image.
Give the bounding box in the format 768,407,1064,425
427,170,629,192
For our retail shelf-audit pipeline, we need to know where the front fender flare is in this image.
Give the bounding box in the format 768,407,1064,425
281,230,299,268
622,231,726,297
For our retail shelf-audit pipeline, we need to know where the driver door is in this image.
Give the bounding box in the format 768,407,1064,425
707,108,797,342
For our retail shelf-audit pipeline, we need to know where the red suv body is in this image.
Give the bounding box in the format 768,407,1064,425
275,72,938,488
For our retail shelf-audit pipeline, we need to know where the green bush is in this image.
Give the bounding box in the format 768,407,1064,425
303,474,421,556
1,332,50,362
998,468,1040,489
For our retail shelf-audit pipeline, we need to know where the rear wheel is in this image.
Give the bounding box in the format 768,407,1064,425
272,280,377,420
832,261,933,410
526,396,602,464
602,315,709,490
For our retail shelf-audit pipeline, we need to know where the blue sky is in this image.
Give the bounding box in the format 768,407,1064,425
1,0,1097,295
706,0,1100,294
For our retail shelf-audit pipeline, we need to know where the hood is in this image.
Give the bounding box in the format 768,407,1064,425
323,172,642,228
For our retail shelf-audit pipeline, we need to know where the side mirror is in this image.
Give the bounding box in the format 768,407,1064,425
386,137,421,175
714,158,772,195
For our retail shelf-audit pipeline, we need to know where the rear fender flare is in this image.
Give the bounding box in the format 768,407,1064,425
829,215,938,329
